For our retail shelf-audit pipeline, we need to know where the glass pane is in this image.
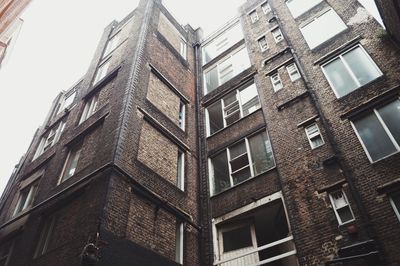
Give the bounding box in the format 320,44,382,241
229,140,247,159
377,100,400,145
231,47,251,76
248,132,275,175
240,84,260,116
177,152,184,189
311,136,324,148
232,167,251,184
230,153,249,172
286,0,323,18
219,58,234,84
343,47,381,86
64,91,76,107
205,66,219,93
337,207,354,223
222,225,253,252
354,113,397,161
211,151,230,194
323,58,358,97
207,101,224,134
225,111,240,126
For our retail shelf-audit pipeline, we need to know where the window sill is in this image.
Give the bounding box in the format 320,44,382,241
338,219,356,228
369,150,400,165
210,166,276,198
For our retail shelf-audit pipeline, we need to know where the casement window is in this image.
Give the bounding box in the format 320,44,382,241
286,0,323,18
33,121,65,160
177,151,185,191
270,72,283,91
93,58,111,84
305,123,324,149
300,8,347,49
257,36,268,52
178,102,186,131
261,2,271,14
34,216,56,258
175,222,184,264
249,11,259,23
12,182,38,217
329,190,355,225
351,100,400,162
79,95,99,124
59,142,83,183
271,27,284,43
179,39,187,60
54,90,77,116
321,45,382,98
390,192,400,222
204,46,251,94
103,31,120,57
206,83,260,136
202,22,243,65
209,131,275,195
0,239,14,266
286,63,301,82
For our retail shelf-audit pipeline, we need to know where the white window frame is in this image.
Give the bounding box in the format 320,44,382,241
305,123,324,149
34,216,56,258
286,0,323,18
79,95,99,124
58,143,82,184
177,151,185,191
389,192,400,222
178,102,186,131
329,190,355,225
54,90,77,116
93,58,111,84
321,45,383,98
103,31,121,57
179,38,187,60
350,100,400,163
175,222,184,264
12,182,38,217
286,63,301,82
33,121,65,160
270,72,283,92
249,10,259,23
261,1,271,14
257,36,268,52
271,27,284,43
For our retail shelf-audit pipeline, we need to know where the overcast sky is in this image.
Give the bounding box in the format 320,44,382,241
0,0,382,195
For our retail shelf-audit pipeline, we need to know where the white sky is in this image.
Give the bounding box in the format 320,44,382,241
0,0,382,195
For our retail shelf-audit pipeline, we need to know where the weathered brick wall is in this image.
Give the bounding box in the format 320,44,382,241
158,12,185,56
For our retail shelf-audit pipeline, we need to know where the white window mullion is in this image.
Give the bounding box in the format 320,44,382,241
236,89,244,119
226,148,234,187
245,138,255,177
221,99,227,128
374,109,400,150
340,55,362,87
390,196,400,222
208,159,215,196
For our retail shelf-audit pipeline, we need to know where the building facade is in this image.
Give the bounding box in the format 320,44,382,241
1,0,400,265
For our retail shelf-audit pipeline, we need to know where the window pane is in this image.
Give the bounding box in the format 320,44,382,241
211,151,230,194
354,113,397,161
231,47,251,76
286,0,323,18
205,66,219,93
207,101,224,134
323,58,358,97
377,100,400,145
229,140,247,159
232,167,251,184
219,58,234,84
248,132,275,175
240,84,260,116
64,91,76,108
343,47,381,86
222,225,253,252
337,207,354,223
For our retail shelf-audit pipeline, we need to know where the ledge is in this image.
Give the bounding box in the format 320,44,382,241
86,65,121,98
296,115,319,128
313,36,362,65
317,179,347,193
263,47,291,66
377,178,400,194
277,91,309,111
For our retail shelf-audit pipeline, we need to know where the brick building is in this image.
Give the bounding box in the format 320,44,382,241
374,0,400,46
0,0,399,265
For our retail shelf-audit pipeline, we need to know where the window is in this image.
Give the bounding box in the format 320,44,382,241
179,39,187,59
93,58,111,84
177,151,185,191
305,123,324,149
261,2,271,14
34,216,56,258
33,121,65,160
271,28,284,43
202,22,243,65
286,0,323,18
12,182,38,217
209,131,275,195
321,45,382,98
204,46,251,94
300,9,347,49
178,102,185,131
250,11,259,23
390,192,400,222
79,95,99,124
103,31,120,57
54,90,77,116
329,190,355,225
270,72,283,91
0,239,14,266
257,36,268,52
286,63,301,82
59,142,83,183
351,100,400,162
206,83,260,135
175,222,184,264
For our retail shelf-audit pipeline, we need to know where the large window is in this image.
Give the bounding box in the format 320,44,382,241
351,100,400,162
59,142,83,183
202,22,243,65
204,46,251,94
300,8,347,49
321,45,382,98
209,131,275,195
12,181,38,217
206,83,260,136
33,121,65,160
286,0,323,18
329,190,355,225
390,192,400,222
79,95,99,124
103,31,120,57
93,58,111,84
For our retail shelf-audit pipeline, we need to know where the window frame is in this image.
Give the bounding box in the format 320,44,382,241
305,123,325,149
178,101,186,131
271,27,284,43
93,57,111,85
257,36,268,52
79,95,99,124
33,121,65,160
177,150,185,191
350,99,400,163
103,30,121,57
321,45,383,98
34,216,56,258
12,181,38,217
261,1,271,14
175,222,184,264
286,63,301,82
329,190,355,225
58,142,83,184
270,72,283,92
249,10,259,23
389,192,400,222
286,0,323,18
